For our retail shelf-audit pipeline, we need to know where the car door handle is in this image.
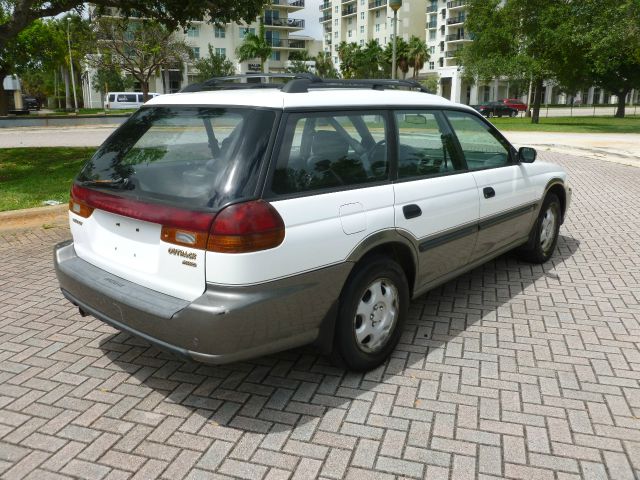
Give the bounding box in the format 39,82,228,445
403,204,422,219
483,187,496,199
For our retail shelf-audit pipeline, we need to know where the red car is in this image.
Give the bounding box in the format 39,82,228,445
501,98,528,112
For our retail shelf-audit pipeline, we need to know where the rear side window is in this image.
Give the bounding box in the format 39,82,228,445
395,111,462,178
109,94,115,102
116,94,137,103
271,112,388,195
78,107,276,210
445,111,510,170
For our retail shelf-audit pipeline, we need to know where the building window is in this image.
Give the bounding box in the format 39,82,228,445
429,61,434,70
361,0,364,4
271,51,280,61
335,5,338,12
214,26,225,38
360,39,364,46
375,23,380,32
348,30,352,37
334,31,338,38
376,11,380,18
239,27,255,39
360,12,365,20
191,47,200,59
429,30,436,40
187,26,200,37
334,19,338,26
360,25,364,34
215,48,226,57
334,56,338,63
348,18,352,25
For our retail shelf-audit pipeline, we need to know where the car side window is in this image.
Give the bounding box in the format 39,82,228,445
395,110,462,179
445,111,510,170
271,112,388,195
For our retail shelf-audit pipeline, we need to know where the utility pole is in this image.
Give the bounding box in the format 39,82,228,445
390,0,402,80
67,18,79,112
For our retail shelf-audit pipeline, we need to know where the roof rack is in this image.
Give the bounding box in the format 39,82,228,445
180,74,429,94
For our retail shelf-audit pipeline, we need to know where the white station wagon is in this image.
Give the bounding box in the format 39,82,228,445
55,75,571,371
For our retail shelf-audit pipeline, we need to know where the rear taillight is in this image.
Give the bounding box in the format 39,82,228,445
207,200,285,253
69,198,94,218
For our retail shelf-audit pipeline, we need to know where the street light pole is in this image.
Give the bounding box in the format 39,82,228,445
389,0,402,80
67,18,79,113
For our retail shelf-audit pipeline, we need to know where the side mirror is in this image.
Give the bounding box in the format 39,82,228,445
518,146,537,163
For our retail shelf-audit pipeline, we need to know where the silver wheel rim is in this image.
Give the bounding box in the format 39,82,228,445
539,206,557,252
354,278,399,353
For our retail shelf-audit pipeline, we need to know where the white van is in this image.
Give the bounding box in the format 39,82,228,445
104,92,160,110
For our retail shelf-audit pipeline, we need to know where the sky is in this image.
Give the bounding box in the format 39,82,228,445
297,0,323,39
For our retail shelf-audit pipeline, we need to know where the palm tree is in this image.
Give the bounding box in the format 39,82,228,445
407,35,430,79
315,51,338,78
360,39,385,78
383,38,410,79
236,21,272,72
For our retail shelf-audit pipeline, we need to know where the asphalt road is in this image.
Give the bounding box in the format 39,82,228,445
1,151,639,479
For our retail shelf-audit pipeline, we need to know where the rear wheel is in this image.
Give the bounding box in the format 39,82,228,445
334,257,409,371
517,193,561,263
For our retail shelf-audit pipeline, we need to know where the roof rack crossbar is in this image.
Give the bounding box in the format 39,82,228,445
180,74,430,94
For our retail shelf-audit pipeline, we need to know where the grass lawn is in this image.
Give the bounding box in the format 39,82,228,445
0,147,95,212
489,115,640,133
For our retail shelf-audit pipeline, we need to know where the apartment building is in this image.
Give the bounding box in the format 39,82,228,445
322,0,638,106
83,2,321,107
320,0,426,66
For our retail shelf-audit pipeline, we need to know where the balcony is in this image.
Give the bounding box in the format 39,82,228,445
427,4,437,13
427,20,438,28
319,1,330,9
271,0,305,9
264,17,305,28
445,33,472,41
447,0,467,9
268,38,306,49
342,5,357,15
447,15,465,24
444,50,460,58
319,13,332,22
343,0,356,3
369,0,387,9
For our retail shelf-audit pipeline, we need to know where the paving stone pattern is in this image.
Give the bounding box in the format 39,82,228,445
1,152,639,480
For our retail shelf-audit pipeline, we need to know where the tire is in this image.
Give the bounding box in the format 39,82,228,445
517,193,561,263
486,111,493,118
333,257,409,371
510,110,518,117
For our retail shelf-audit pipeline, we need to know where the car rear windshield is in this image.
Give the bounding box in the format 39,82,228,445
77,106,276,210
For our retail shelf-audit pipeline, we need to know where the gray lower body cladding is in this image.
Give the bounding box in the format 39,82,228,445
54,241,352,364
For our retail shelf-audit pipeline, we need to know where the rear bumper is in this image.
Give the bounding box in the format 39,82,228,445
54,241,351,364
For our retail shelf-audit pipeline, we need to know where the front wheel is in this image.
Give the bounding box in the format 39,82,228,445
334,257,409,371
517,193,561,263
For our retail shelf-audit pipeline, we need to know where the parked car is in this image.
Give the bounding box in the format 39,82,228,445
501,98,528,112
55,75,571,371
104,92,160,110
22,95,40,110
472,101,519,117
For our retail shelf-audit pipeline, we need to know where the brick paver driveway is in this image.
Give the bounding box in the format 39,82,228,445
1,152,639,480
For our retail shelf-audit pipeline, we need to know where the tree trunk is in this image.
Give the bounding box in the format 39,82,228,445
531,77,544,124
0,69,9,116
615,89,629,118
141,80,149,102
63,66,71,110
525,78,533,118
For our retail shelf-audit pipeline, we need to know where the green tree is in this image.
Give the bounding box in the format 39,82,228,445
459,0,562,123
193,45,235,81
91,55,134,96
236,21,272,72
337,41,359,78
407,35,429,79
288,50,311,62
0,0,267,50
314,51,338,78
92,18,192,100
382,37,410,79
286,60,312,74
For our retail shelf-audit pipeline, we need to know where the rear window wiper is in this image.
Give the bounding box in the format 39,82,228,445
79,178,133,190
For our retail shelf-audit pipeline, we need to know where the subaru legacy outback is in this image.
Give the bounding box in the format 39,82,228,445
55,75,571,371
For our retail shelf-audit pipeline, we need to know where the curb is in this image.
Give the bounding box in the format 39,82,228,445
0,204,68,231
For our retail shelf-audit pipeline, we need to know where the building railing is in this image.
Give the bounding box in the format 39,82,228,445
447,15,465,24
445,33,472,41
342,0,357,3
268,38,306,48
264,17,306,28
369,0,387,9
445,50,460,58
319,1,330,10
271,0,306,7
427,4,437,13
319,14,332,22
447,0,467,8
342,6,357,15
427,20,438,28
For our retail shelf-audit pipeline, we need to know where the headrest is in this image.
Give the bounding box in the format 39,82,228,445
310,131,349,161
